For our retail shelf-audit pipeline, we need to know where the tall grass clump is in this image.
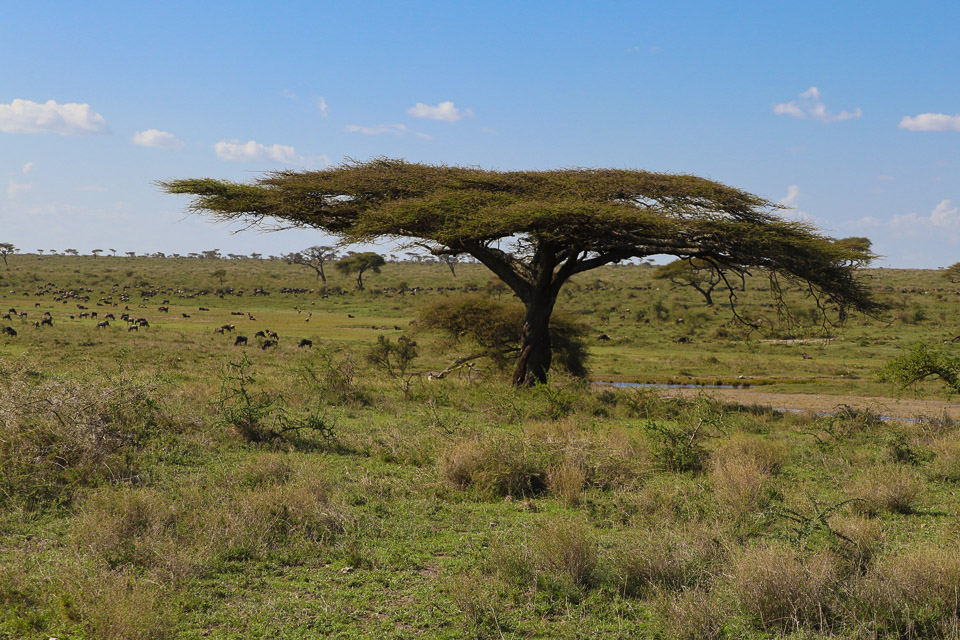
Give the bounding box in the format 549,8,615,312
0,360,161,508
439,435,548,497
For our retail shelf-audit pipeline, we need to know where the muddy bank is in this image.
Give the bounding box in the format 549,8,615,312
655,387,960,421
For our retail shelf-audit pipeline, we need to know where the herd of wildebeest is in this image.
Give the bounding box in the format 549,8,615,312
0,281,336,349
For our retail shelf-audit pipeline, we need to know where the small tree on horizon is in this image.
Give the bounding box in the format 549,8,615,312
285,245,338,282
91,249,103,258
335,252,385,290
213,268,227,287
0,243,17,266
654,258,726,306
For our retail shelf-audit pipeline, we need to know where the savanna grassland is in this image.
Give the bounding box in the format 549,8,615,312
3,254,960,639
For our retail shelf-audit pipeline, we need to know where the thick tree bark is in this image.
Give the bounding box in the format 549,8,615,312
513,291,557,386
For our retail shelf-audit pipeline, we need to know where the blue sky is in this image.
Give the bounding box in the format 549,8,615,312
2,0,959,267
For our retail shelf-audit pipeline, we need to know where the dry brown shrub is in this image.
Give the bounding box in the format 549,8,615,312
929,436,960,482
530,517,598,587
230,453,294,488
730,544,839,633
713,433,787,476
856,545,960,636
832,515,884,569
58,564,170,640
610,522,721,595
547,455,587,507
709,455,770,516
438,435,547,497
850,464,921,515
656,587,728,640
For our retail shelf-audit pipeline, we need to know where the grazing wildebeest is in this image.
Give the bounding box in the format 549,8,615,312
1,314,9,321
136,318,149,327
128,324,139,332
182,313,190,318
41,317,53,326
214,326,225,334
235,335,248,346
254,330,266,338
2,327,16,336
267,330,279,340
298,338,312,348
220,324,235,332
158,306,169,312
261,339,277,350
199,307,209,311
96,320,109,329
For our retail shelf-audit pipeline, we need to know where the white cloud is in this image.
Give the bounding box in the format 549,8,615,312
406,101,473,123
22,162,34,174
214,140,301,162
779,185,801,209
345,123,432,140
132,129,185,149
898,113,960,132
318,96,328,117
931,199,958,226
773,87,862,123
0,99,108,135
7,178,32,197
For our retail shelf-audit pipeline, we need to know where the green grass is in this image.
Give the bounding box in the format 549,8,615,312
3,255,960,638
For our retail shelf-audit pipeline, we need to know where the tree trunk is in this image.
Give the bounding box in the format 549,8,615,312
513,292,556,386
319,264,326,283
356,269,364,290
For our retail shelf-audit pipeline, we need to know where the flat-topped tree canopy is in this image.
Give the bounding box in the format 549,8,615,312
161,158,880,385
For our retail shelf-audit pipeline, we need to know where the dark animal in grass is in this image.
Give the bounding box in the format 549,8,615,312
214,326,225,334
41,317,53,326
182,313,190,318
1,314,10,321
96,320,109,329
235,335,248,346
261,339,277,350
254,330,266,338
267,330,279,340
597,333,611,341
128,324,138,332
199,307,209,311
220,324,235,332
298,338,312,348
158,306,169,312
2,327,16,336
136,318,149,327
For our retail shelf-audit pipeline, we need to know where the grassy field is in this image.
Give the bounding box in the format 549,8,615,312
3,254,960,638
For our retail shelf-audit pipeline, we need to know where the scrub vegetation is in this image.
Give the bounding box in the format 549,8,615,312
2,253,960,638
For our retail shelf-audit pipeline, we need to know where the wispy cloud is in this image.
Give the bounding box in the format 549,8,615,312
22,162,34,174
345,123,432,140
132,129,185,149
406,101,472,124
899,113,960,132
0,99,108,135
859,199,960,233
317,96,328,117
214,140,301,162
777,184,815,222
774,87,861,123
7,178,32,197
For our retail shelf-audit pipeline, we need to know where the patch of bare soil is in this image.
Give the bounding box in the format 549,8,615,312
658,387,960,421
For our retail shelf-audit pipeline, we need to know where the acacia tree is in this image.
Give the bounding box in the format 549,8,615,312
654,258,725,306
161,159,880,386
335,252,385,290
286,245,338,282
0,243,16,266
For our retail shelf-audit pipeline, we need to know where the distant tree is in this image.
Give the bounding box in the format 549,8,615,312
37,249,44,255
250,252,262,260
188,253,201,259
0,243,17,266
64,249,78,256
49,249,57,255
286,245,338,282
126,251,137,258
161,158,880,385
91,249,103,258
212,268,227,286
943,262,960,284
335,252,385,290
440,254,459,277
834,237,874,267
109,248,117,256
654,258,726,306
202,249,221,260
153,252,166,258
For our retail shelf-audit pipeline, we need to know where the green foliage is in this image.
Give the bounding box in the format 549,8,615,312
880,342,960,394
334,251,385,290
416,294,589,377
365,335,418,378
